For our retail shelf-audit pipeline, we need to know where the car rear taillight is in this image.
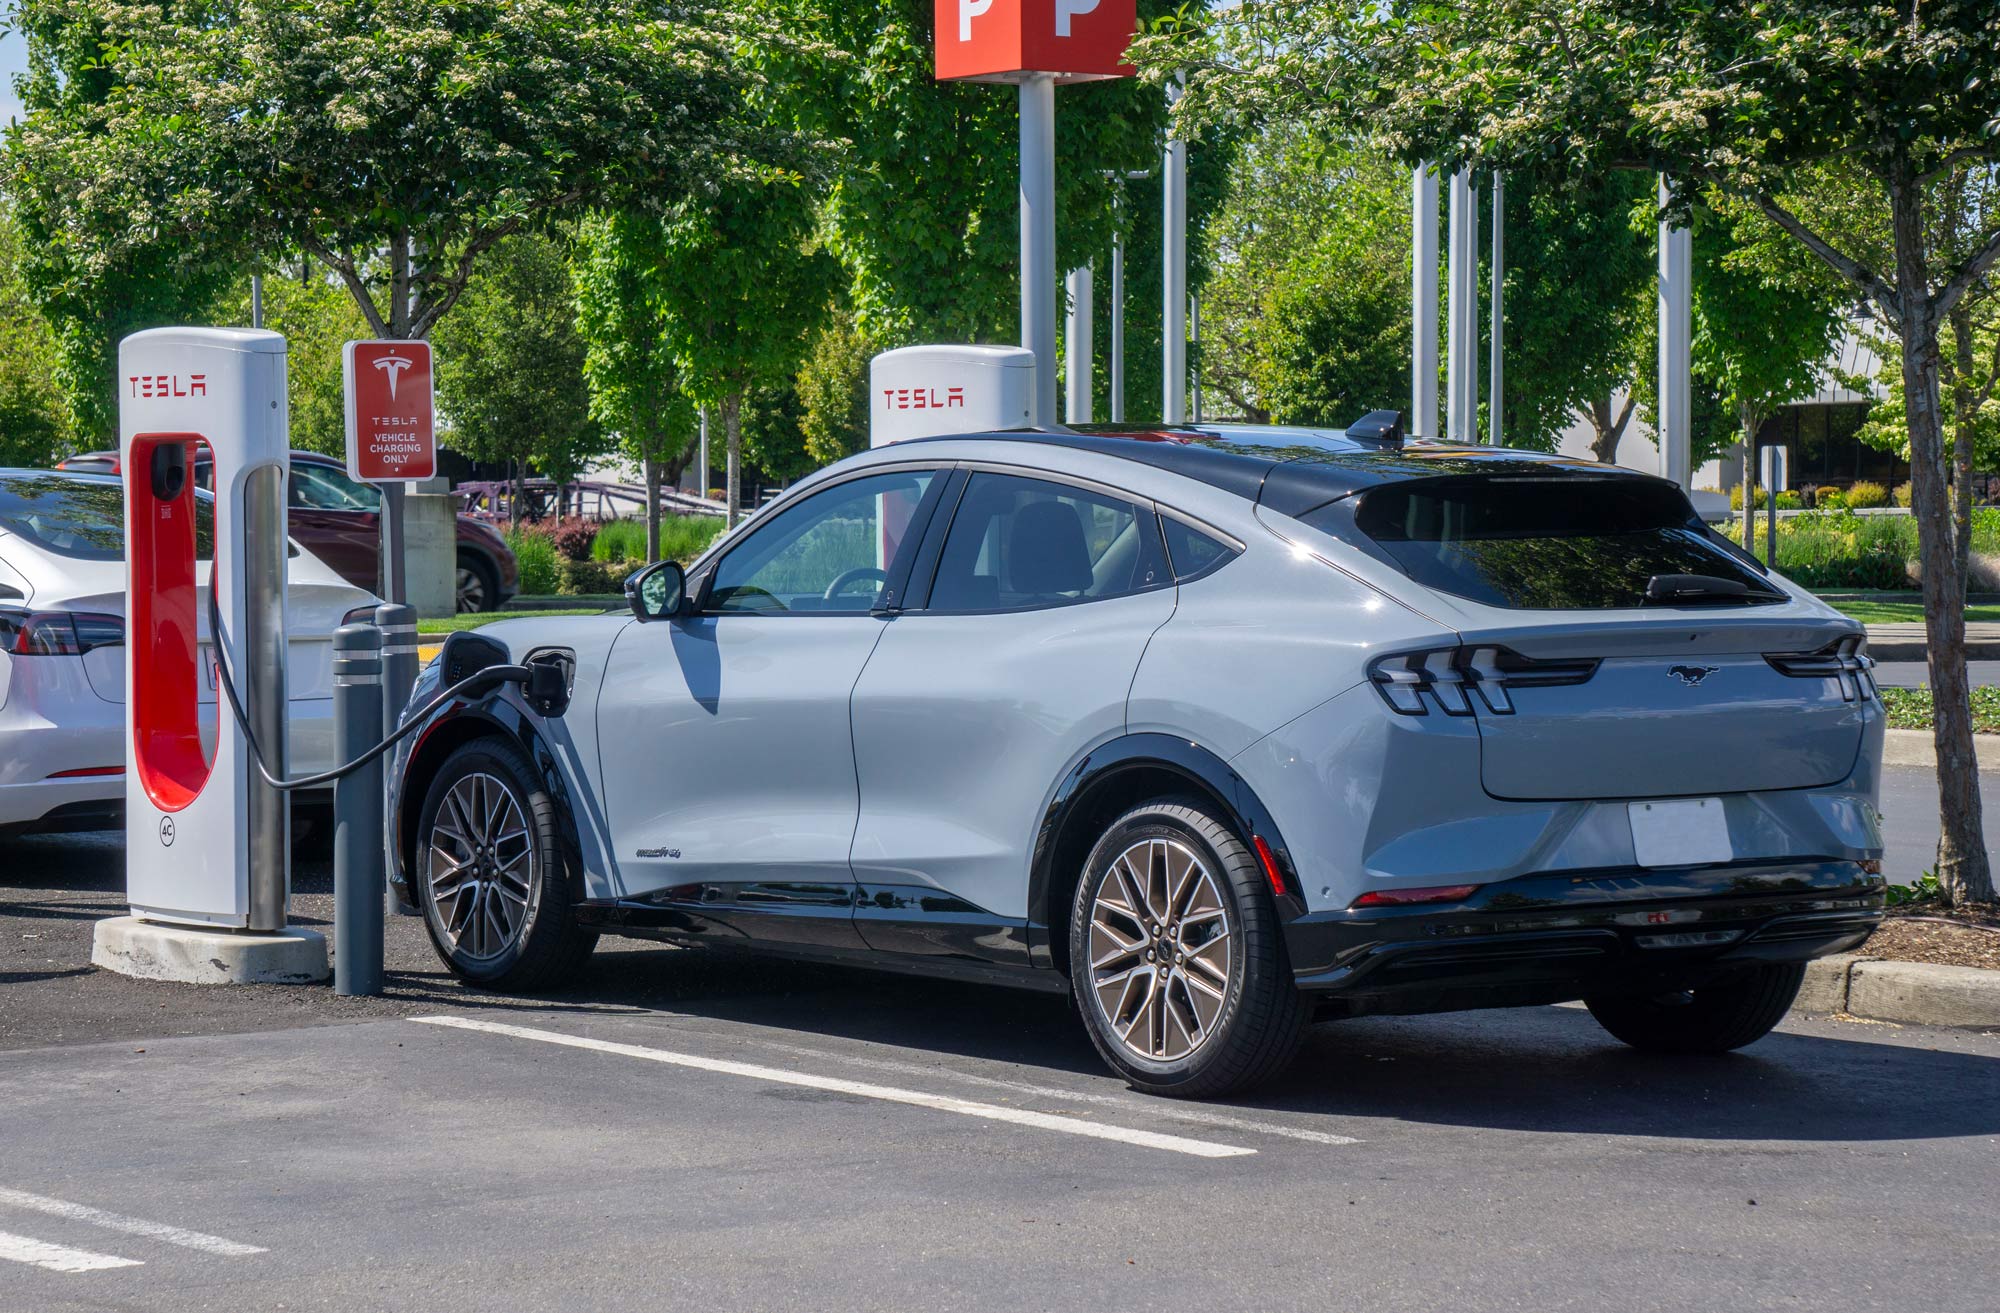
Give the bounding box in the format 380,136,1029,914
1351,884,1479,908
0,608,125,657
1366,645,1599,716
1765,636,1877,702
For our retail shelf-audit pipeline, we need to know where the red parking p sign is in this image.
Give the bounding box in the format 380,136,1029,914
343,340,437,483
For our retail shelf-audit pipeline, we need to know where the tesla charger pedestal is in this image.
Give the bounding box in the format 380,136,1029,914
90,327,328,985
870,345,1036,446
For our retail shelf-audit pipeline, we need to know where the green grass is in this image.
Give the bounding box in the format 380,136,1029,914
1832,601,2000,625
416,608,609,635
1722,507,2000,592
1879,686,2000,735
590,514,727,565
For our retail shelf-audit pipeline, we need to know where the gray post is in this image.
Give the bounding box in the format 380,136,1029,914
374,603,419,739
1162,79,1189,424
1109,228,1125,423
1020,73,1059,427
332,624,385,996
380,483,408,607
251,274,264,331
1411,163,1440,438
1489,171,1504,447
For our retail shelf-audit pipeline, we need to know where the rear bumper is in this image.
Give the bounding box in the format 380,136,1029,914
1284,861,1883,1017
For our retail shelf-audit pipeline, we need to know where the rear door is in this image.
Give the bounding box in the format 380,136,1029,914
1323,472,1872,800
848,469,1177,960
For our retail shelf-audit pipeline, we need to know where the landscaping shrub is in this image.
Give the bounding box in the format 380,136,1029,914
1729,485,1769,511
1846,481,1890,509
1813,484,1844,509
1893,482,1913,507
510,515,598,561
505,530,560,596
556,557,641,595
1775,490,1803,510
587,513,727,564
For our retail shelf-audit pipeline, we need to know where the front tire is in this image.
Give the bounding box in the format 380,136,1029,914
414,737,596,990
1585,962,1806,1054
456,552,499,613
1069,798,1304,1098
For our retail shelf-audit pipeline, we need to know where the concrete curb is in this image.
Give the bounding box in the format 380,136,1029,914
90,915,330,985
1799,952,2000,1028
1880,727,2000,773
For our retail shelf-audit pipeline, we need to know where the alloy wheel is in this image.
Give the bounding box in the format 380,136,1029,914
1086,837,1235,1062
455,565,487,613
427,771,537,961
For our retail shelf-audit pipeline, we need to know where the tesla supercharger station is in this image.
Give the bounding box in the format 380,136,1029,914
92,328,327,983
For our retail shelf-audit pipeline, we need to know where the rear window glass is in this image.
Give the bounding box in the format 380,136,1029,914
1341,476,1778,610
0,475,214,560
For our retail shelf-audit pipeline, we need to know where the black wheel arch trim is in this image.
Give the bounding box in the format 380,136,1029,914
390,690,591,914
1028,732,1303,975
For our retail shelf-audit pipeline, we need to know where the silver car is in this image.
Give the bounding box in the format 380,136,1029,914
388,425,1885,1097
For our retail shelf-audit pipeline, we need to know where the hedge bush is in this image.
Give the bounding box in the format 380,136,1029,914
504,530,561,596
1846,481,1891,509
588,514,728,565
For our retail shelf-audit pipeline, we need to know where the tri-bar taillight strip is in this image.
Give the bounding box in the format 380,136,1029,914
1367,645,1601,717
1765,635,1877,702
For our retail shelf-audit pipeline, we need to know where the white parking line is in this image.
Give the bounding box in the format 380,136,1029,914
414,1015,1258,1159
738,1036,1362,1147
0,1188,265,1258
0,1229,141,1274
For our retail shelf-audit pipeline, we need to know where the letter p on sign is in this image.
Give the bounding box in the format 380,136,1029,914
1055,0,1099,36
959,0,992,41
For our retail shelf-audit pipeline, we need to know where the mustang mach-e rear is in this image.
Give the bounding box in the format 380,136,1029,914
386,425,1884,1097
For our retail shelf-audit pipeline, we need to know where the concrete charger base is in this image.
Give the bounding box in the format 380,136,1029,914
91,915,330,985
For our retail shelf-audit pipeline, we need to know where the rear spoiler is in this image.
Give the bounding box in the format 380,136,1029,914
1344,410,1406,448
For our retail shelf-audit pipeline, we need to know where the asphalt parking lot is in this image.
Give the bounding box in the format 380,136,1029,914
3,785,1998,1313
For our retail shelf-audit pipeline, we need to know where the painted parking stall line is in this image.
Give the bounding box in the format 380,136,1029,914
0,1187,265,1258
414,1015,1258,1159
0,1230,142,1274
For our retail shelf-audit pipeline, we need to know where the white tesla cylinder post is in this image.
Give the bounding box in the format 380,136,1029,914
1021,74,1058,428
1162,79,1188,424
93,327,328,984
1411,163,1440,438
1109,228,1126,422
1489,171,1505,447
870,345,1036,447
1657,177,1694,489
1065,264,1094,423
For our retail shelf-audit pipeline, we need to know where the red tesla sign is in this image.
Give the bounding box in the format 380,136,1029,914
934,0,1137,82
343,340,436,483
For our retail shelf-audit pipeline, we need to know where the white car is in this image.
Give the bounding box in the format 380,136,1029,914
0,469,378,838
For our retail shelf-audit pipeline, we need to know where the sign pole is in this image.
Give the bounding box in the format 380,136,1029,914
1021,73,1058,428
1163,78,1188,424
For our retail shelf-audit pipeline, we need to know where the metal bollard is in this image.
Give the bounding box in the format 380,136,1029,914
332,624,385,997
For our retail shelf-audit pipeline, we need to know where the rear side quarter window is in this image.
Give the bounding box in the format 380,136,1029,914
1160,516,1240,582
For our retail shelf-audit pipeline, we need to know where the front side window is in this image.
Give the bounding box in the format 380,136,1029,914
1342,475,1781,610
291,464,382,511
928,473,1162,612
707,469,936,614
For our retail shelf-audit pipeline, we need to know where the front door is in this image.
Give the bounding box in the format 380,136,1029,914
594,466,943,948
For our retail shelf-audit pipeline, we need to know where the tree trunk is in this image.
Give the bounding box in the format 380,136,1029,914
1739,403,1759,562
723,390,744,529
1890,173,1995,906
1949,306,1977,585
643,451,662,562
1588,394,1634,464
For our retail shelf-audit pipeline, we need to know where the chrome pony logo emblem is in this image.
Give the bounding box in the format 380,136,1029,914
1668,665,1721,687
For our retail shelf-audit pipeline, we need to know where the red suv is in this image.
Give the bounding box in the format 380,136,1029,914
56,450,518,611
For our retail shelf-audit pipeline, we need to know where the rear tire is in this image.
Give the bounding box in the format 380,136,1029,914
457,552,499,613
1069,798,1305,1098
414,737,596,991
1585,963,1806,1054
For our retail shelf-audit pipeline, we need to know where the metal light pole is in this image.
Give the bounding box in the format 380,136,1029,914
1162,79,1188,424
1445,168,1479,442
1020,74,1059,428
251,274,264,331
1065,263,1094,423
1189,295,1202,423
1657,176,1694,489
1411,164,1440,439
1109,231,1126,422
1489,171,1505,447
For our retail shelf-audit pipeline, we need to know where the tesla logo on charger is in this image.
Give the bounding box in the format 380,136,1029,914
127,374,208,399
881,386,967,411
935,0,1136,82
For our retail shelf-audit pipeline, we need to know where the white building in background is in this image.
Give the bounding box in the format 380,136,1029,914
1556,324,1895,495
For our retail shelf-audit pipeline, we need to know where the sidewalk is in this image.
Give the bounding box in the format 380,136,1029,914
1864,621,2000,661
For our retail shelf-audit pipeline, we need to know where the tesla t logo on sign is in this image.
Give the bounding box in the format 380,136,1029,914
343,339,437,484
935,0,1137,82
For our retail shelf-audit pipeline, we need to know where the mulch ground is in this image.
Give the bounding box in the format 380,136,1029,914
1863,905,2000,971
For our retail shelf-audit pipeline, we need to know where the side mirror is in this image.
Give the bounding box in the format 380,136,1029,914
626,561,689,623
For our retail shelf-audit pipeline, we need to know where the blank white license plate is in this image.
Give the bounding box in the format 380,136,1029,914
1629,798,1733,868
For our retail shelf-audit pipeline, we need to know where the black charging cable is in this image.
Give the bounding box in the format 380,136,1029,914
205,586,530,793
